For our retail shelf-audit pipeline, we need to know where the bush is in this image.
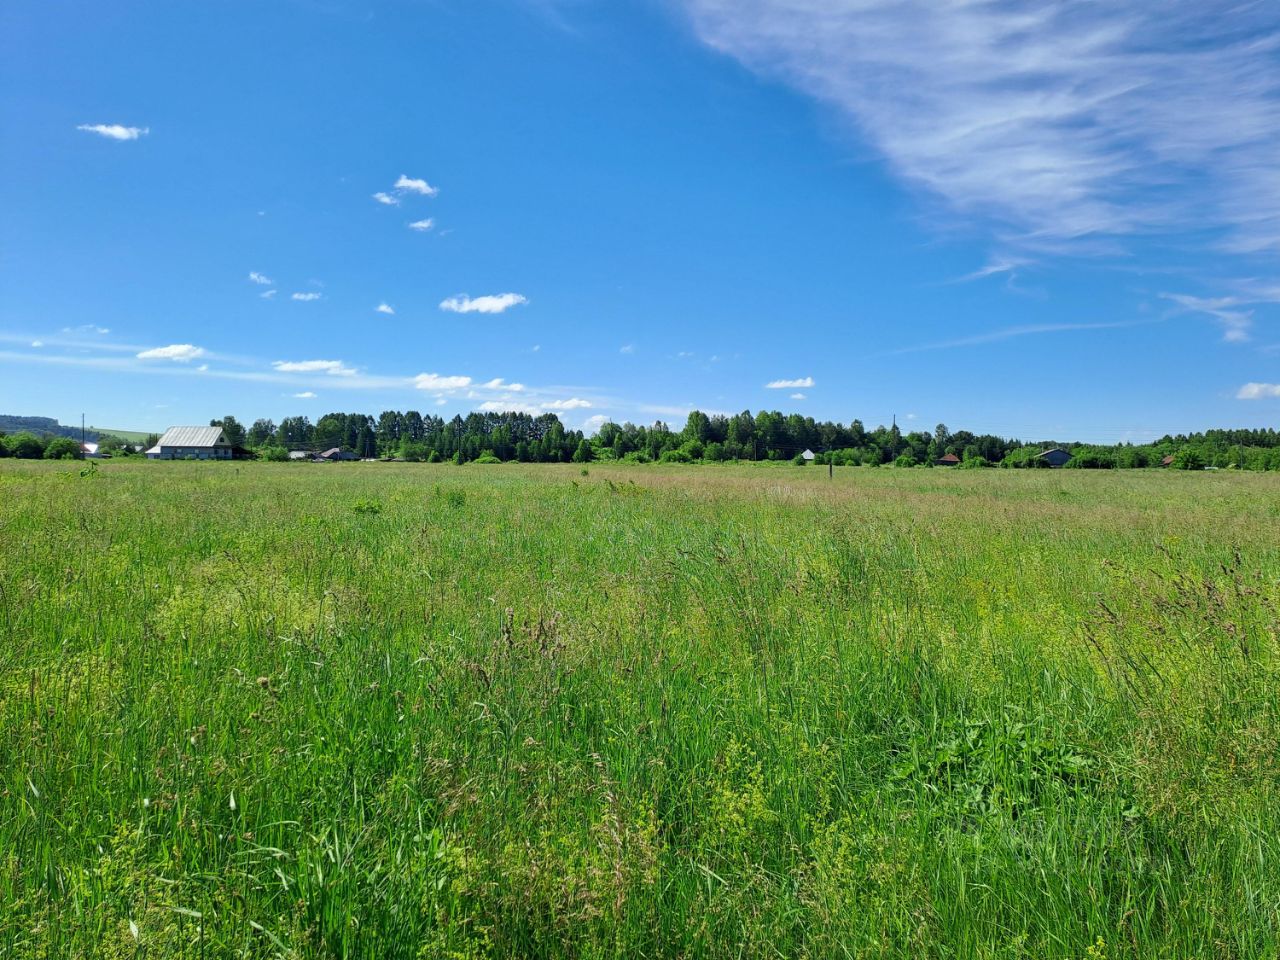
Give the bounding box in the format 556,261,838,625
474,451,502,464
659,449,692,464
622,451,652,464
260,446,289,462
959,455,991,469
893,454,917,468
5,432,46,459
44,437,84,460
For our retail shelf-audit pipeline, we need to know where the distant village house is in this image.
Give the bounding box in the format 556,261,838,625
1037,447,1072,468
145,426,236,460
936,453,960,466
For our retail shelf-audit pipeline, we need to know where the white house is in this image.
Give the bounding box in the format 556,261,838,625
146,426,233,460
801,449,816,462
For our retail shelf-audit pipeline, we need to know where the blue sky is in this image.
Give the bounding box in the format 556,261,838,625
2,0,1278,441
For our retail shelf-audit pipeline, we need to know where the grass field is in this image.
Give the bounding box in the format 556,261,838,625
2,460,1278,958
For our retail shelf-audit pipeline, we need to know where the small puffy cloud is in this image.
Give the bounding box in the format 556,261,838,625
1237,382,1280,400
293,391,317,399
619,344,635,354
137,343,205,362
414,372,472,391
375,302,395,315
790,392,807,400
583,414,610,434
248,271,273,285
482,378,525,391
291,292,323,302
439,292,527,314
395,175,438,197
77,123,148,141
372,192,400,206
766,376,814,389
408,218,436,232
272,359,356,377
260,289,277,299
196,364,209,372
544,398,592,410
30,340,43,348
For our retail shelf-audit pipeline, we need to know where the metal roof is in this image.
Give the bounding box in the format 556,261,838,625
156,426,228,448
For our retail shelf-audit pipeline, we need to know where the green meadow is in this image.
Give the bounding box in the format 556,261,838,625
2,460,1278,959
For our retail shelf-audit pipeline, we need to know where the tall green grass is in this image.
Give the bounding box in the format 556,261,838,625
1,461,1278,958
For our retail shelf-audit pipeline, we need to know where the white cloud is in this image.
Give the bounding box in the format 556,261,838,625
260,289,277,299
30,340,43,348
408,218,436,232
61,324,110,335
583,414,610,434
272,359,356,376
372,192,400,206
375,302,395,315
1237,382,1280,400
293,391,318,399
395,175,438,197
766,376,814,389
291,292,323,302
482,378,525,391
414,372,473,391
478,400,541,414
248,271,273,285
790,392,807,400
619,344,635,354
77,123,148,141
137,343,205,362
682,1,1280,252
544,398,592,410
439,292,527,314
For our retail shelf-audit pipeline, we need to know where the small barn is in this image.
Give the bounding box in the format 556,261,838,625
146,426,234,460
1037,447,1071,468
936,453,960,466
800,449,816,462
287,450,312,461
318,447,358,462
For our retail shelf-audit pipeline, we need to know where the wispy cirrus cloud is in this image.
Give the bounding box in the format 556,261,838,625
408,218,436,233
293,391,318,399
272,359,356,376
248,271,273,285
137,343,205,362
680,2,1280,253
1161,293,1255,343
888,320,1151,355
77,123,148,141
766,376,813,389
439,292,527,314
1237,382,1280,400
291,292,323,302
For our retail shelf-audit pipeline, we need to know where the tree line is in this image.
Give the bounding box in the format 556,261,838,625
207,410,1280,470
4,409,1277,470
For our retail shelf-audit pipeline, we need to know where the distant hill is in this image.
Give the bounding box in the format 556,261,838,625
0,415,98,441
90,426,151,442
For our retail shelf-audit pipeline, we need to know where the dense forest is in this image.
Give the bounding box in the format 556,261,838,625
4,409,1278,469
